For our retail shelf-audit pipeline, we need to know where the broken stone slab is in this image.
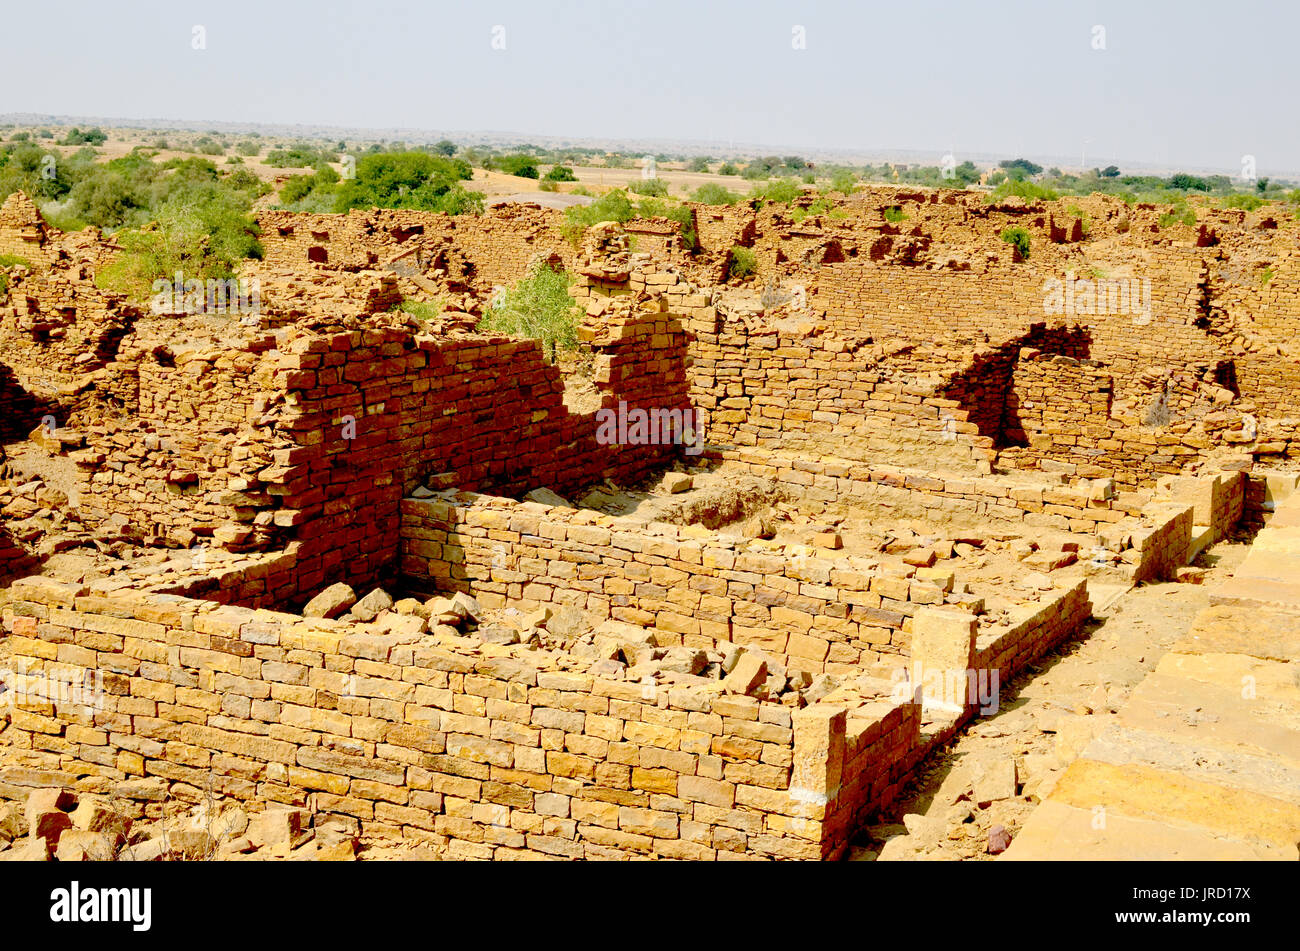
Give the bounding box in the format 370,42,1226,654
662,472,693,494
723,653,768,696
0,837,51,861
70,799,132,840
303,582,357,619
247,808,307,849
450,591,482,622
973,758,1018,805
350,588,394,623
659,646,708,676
54,829,118,862
524,487,573,508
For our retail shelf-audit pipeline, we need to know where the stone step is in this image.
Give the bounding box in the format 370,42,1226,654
1002,799,1295,860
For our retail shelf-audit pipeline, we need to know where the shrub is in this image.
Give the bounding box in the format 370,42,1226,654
829,169,857,194
491,154,540,179
396,298,444,322
60,127,107,147
728,246,758,279
749,179,800,206
332,151,479,214
0,253,31,295
1221,193,1265,211
692,183,740,205
883,205,907,223
688,157,711,172
476,263,578,359
560,189,638,244
637,198,697,251
544,165,577,182
998,158,1042,179
96,187,263,302
988,178,1059,202
1000,226,1031,261
1168,173,1210,192
265,146,338,168
718,163,739,176
629,177,668,197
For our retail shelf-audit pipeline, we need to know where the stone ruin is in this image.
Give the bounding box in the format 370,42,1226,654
0,184,1297,861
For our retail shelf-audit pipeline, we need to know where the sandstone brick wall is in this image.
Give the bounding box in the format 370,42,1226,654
0,577,921,860
686,310,996,472
1126,503,1195,584
973,579,1092,685
711,448,1142,535
397,491,998,674
0,192,58,270
254,305,691,604
257,205,574,290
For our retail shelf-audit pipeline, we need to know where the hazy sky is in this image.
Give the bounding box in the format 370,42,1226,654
4,0,1296,173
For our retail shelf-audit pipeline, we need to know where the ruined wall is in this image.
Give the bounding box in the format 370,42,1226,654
0,192,58,270
257,206,574,289
256,307,691,603
686,311,996,472
399,491,991,673
1,577,919,860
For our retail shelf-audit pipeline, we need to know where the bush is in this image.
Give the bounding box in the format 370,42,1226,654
629,177,668,197
476,263,578,359
332,151,480,214
96,186,263,302
718,163,739,176
998,158,1042,179
491,155,540,179
60,127,107,147
728,246,758,279
636,198,697,251
1168,173,1210,191
265,146,338,168
1221,193,1265,211
688,157,711,172
883,205,907,223
561,189,638,244
396,298,444,322
829,169,857,194
1000,226,1031,261
749,179,800,205
0,253,32,295
988,178,1059,202
692,183,740,205
544,165,577,182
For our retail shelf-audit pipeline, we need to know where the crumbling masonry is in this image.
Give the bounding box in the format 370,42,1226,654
0,182,1296,860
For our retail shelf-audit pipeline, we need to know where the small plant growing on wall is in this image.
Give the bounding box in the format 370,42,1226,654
1000,226,1031,262
476,262,578,361
728,245,758,280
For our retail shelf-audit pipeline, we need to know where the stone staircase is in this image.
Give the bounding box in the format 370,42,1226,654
1002,490,1300,860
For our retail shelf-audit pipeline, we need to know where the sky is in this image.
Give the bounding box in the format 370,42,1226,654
2,0,1296,174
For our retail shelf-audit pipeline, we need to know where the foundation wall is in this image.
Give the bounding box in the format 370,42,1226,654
398,492,961,673
0,577,918,860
